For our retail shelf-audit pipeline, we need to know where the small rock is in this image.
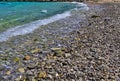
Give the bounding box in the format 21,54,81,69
24,55,31,60
15,75,22,81
55,73,59,77
38,71,47,78
54,50,64,56
0,51,5,54
46,59,55,64
51,48,61,51
6,71,11,75
65,53,71,58
74,37,80,41
13,57,20,62
18,68,25,73
51,48,64,56
27,62,38,69
48,74,53,79
31,48,41,53
91,15,100,18
33,38,38,41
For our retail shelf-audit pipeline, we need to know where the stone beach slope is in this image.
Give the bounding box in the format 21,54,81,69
0,2,120,81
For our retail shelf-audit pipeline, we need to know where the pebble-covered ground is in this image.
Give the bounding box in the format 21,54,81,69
0,2,120,81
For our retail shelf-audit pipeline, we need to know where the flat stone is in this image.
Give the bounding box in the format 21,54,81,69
18,68,25,73
51,48,61,51
65,53,71,58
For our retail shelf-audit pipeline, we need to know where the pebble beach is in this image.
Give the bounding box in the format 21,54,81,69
0,1,120,81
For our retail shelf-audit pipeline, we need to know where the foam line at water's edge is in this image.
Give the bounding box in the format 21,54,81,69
0,11,71,42
65,1,89,10
0,2,89,42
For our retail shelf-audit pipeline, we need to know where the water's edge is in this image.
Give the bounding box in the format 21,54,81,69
0,2,89,42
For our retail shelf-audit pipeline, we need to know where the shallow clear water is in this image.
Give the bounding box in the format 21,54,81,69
0,2,89,42
0,2,76,32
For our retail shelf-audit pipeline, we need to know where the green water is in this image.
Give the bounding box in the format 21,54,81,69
0,2,76,32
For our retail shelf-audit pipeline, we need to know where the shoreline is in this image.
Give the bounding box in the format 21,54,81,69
0,11,72,42
0,2,89,42
0,2,120,81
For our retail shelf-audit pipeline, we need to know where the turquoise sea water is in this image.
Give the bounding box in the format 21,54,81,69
0,2,76,32
0,2,89,42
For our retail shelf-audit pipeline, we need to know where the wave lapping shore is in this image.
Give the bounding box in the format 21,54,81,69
0,2,120,81
0,2,89,42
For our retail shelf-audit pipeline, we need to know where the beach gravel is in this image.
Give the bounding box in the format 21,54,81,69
0,2,120,81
